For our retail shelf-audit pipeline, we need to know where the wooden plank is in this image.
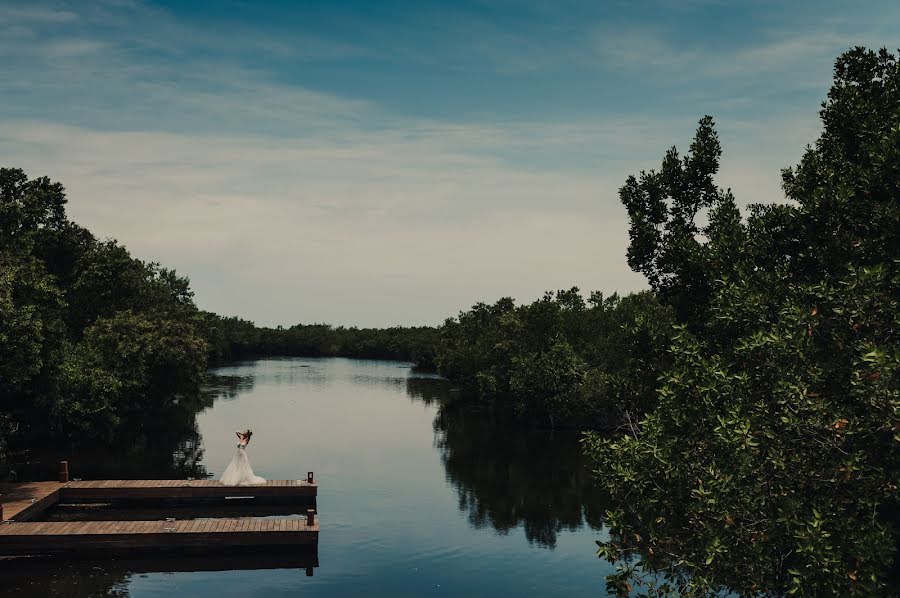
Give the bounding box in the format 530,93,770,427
60,480,316,503
0,518,317,556
0,548,319,577
0,482,63,522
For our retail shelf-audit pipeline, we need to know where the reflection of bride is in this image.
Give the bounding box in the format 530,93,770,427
220,429,266,486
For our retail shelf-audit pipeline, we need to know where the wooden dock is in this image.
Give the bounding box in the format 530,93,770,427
0,467,320,556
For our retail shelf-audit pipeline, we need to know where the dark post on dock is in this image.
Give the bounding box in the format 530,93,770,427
58,460,69,483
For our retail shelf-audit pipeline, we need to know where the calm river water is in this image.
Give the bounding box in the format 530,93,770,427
2,358,614,596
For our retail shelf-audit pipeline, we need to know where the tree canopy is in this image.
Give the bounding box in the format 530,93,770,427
584,47,899,596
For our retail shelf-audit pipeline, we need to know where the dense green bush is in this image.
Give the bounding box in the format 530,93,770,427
436,289,676,428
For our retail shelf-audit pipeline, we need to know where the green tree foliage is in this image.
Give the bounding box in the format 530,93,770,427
0,167,208,454
584,47,900,595
0,168,67,248
620,116,743,326
436,289,675,428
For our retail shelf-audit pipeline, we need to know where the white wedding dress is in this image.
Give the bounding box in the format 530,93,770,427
220,441,266,486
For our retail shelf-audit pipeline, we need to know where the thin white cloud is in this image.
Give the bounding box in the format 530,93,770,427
590,21,894,92
0,5,77,24
44,38,107,57
592,26,700,70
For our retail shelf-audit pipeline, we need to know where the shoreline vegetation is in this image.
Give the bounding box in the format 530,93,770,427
203,316,440,371
1,47,897,594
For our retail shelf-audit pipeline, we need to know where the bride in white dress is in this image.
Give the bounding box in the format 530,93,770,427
220,429,266,486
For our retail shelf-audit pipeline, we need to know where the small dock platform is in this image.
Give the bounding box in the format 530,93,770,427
0,464,320,556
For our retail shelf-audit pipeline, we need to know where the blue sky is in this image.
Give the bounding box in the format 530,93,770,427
1,0,897,326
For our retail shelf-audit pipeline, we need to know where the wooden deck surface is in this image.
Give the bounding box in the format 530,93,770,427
1,479,316,522
44,502,308,521
61,479,317,502
0,518,318,555
0,482,64,522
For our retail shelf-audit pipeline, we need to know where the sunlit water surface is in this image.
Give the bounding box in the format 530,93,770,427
3,358,614,596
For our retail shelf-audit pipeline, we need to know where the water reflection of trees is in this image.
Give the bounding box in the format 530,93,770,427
202,372,256,401
0,549,318,598
0,559,131,598
407,377,605,548
5,390,216,482
404,375,452,405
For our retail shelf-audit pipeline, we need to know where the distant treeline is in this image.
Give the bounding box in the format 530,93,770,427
201,286,673,430
200,284,674,430
203,315,438,369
